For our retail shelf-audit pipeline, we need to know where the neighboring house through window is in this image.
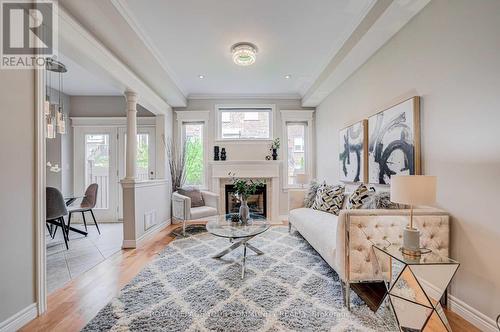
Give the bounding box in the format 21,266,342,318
216,105,274,140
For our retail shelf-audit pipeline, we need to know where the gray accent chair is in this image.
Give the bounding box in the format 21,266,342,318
46,187,69,249
172,190,219,236
68,183,100,234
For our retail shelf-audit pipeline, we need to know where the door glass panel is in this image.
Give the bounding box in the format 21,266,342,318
183,123,204,186
85,134,109,209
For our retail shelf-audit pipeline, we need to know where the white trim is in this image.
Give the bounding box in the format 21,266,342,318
188,93,301,100
215,104,275,141
71,117,156,127
34,61,47,315
122,218,171,248
109,0,187,97
279,214,288,222
448,295,497,332
0,303,37,332
280,110,315,189
58,6,178,111
302,0,430,106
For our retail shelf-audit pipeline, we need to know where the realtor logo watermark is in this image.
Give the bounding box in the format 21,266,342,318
1,0,58,69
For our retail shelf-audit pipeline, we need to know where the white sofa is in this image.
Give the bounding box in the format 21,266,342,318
288,190,450,309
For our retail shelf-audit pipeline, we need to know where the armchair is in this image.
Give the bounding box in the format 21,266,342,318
172,190,219,236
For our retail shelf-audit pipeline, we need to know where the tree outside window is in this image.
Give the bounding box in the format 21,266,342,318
183,123,204,186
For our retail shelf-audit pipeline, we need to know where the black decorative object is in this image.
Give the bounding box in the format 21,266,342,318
220,147,227,161
214,146,220,161
272,149,278,160
265,155,271,160
230,214,240,223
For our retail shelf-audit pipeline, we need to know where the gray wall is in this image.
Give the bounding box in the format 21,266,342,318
70,96,154,117
46,87,73,196
315,0,500,321
0,71,36,321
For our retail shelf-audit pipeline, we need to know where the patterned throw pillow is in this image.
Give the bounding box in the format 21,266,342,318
361,191,406,209
347,184,375,209
304,180,321,208
312,184,345,215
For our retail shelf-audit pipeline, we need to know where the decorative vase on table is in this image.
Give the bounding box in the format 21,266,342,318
239,199,250,223
221,148,227,161
272,148,278,160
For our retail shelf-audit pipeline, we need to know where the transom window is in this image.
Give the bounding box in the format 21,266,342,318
216,106,273,140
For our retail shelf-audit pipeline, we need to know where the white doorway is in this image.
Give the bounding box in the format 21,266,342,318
73,118,156,221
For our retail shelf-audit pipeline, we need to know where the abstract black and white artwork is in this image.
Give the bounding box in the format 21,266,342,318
339,120,367,183
368,97,420,185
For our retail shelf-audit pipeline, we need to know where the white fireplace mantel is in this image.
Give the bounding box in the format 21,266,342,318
209,160,282,222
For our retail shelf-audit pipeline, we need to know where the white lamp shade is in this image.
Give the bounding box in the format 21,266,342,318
295,174,308,185
390,175,437,206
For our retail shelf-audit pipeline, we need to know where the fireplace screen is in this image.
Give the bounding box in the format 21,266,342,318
225,184,267,218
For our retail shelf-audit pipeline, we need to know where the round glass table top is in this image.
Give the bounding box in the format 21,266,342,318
206,213,270,239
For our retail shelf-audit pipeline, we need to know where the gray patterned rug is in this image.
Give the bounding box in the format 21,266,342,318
83,226,397,331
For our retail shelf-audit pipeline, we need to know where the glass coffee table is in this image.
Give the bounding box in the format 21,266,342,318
206,213,270,278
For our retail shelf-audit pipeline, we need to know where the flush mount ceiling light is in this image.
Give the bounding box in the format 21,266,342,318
231,42,258,66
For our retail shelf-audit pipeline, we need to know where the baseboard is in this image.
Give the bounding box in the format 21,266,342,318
121,219,171,249
0,303,37,332
449,295,497,332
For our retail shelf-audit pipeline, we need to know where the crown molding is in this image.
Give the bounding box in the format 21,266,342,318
302,0,431,107
110,0,187,99
187,93,302,100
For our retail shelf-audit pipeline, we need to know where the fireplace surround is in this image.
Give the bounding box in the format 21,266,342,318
225,184,267,217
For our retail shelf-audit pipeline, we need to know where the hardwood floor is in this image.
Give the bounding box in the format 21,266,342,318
21,222,479,332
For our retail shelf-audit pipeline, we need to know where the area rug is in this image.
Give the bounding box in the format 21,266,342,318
83,226,397,331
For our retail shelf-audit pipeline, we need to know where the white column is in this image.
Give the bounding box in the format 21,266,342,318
125,90,138,180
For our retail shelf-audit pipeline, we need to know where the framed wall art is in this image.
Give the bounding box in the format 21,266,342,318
368,96,421,185
339,120,368,183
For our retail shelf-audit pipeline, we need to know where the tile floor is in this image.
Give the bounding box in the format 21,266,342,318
46,223,123,293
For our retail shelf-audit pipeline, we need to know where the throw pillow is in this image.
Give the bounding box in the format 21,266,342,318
347,183,375,209
361,191,406,209
312,184,345,215
304,179,321,208
178,187,204,208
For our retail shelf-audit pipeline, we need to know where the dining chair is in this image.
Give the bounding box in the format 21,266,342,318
67,183,100,234
46,187,69,249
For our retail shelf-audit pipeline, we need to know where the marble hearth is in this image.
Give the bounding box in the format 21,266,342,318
209,160,281,222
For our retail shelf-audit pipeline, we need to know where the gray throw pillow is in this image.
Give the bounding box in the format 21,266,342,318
347,183,376,209
178,187,205,208
361,191,406,209
304,180,321,208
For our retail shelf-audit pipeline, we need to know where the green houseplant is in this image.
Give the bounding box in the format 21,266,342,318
229,172,264,222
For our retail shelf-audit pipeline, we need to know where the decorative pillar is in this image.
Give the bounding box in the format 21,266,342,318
125,90,138,180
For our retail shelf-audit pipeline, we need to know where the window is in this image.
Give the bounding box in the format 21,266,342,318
182,122,204,186
286,123,307,185
217,106,273,140
85,134,109,209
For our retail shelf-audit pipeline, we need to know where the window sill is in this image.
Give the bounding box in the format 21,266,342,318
214,139,274,144
282,186,308,193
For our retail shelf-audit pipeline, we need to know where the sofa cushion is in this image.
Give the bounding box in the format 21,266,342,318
190,206,217,220
178,187,205,207
312,184,345,215
347,183,375,209
361,191,406,209
289,208,338,270
304,180,321,208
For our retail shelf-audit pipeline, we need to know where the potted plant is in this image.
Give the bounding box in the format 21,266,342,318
270,138,280,160
229,172,264,223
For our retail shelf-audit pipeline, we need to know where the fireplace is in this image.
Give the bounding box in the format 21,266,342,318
225,184,267,218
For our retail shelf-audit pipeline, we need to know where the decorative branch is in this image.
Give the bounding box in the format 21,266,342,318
162,135,186,192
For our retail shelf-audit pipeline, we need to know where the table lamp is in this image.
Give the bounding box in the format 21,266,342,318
295,174,309,189
390,175,437,256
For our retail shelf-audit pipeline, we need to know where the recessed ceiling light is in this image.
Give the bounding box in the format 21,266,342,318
198,75,205,79
284,74,292,79
231,42,258,66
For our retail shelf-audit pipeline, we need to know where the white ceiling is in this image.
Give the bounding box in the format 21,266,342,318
119,0,376,98
48,53,123,96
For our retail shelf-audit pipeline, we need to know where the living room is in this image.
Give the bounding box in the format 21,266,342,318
0,0,499,331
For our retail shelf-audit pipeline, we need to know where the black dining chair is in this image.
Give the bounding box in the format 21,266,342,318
46,187,69,249
67,183,100,234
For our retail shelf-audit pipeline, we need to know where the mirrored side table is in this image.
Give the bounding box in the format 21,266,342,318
373,244,460,332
